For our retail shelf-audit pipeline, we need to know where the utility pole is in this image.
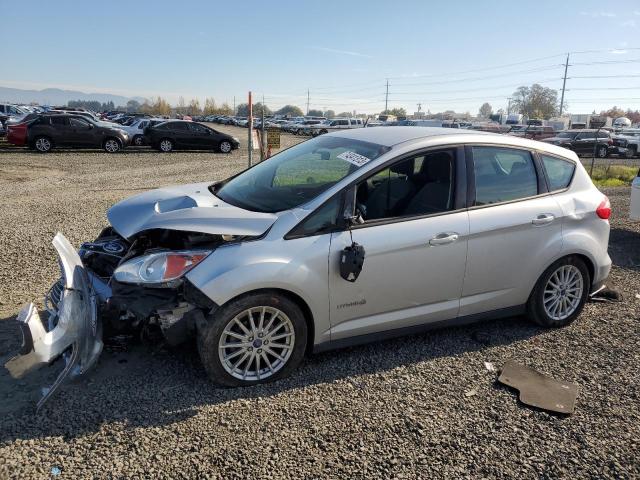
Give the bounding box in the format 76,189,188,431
507,97,512,115
306,89,310,115
559,53,570,116
233,96,236,115
384,79,389,113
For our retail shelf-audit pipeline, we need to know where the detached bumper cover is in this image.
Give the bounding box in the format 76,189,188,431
4,233,103,409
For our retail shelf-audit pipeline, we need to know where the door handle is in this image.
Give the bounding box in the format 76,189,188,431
532,213,555,226
429,232,459,246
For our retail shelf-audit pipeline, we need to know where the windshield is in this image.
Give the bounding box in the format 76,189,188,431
215,136,389,213
557,132,578,139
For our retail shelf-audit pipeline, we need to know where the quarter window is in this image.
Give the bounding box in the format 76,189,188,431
540,154,575,191
472,146,538,205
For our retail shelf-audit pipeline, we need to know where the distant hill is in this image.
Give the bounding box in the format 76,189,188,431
0,86,147,106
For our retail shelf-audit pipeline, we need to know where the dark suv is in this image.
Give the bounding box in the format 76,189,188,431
25,114,130,153
145,120,239,153
542,129,612,158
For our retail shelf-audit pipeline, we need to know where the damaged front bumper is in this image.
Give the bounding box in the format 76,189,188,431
5,233,105,410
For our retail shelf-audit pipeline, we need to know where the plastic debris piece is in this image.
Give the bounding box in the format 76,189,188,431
464,389,477,398
51,466,61,476
590,287,623,303
484,362,496,372
498,360,578,414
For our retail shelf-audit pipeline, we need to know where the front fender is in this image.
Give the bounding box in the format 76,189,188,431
186,235,332,345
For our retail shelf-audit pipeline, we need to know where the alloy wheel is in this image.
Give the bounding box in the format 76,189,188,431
597,146,607,158
160,139,173,152
134,136,144,146
35,137,51,152
218,306,295,381
220,141,232,153
543,265,584,321
104,139,120,153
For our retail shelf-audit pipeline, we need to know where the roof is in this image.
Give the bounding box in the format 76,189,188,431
328,126,490,146
327,126,579,159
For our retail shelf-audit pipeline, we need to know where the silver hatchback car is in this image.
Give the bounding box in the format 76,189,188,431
6,127,611,407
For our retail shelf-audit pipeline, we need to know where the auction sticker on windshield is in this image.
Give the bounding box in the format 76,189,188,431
337,151,371,167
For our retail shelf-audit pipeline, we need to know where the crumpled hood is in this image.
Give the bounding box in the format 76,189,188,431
107,182,278,239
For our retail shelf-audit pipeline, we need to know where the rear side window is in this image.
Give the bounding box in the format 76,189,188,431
169,122,188,131
50,116,66,126
472,147,538,205
540,154,575,191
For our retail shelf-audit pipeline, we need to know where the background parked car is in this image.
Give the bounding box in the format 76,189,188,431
144,120,239,152
542,129,613,158
309,117,364,136
613,128,640,157
121,117,165,146
15,113,129,153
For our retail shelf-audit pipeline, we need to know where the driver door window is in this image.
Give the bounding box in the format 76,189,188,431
356,149,456,221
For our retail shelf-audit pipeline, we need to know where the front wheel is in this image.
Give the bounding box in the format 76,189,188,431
197,292,307,386
527,256,590,328
219,140,232,153
103,138,121,153
132,135,144,146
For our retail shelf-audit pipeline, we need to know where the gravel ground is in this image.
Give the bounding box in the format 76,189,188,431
0,127,639,479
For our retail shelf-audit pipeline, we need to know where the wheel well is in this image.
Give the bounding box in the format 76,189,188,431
225,288,315,355
571,253,595,284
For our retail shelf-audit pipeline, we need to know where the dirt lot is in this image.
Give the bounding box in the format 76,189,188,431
0,126,639,479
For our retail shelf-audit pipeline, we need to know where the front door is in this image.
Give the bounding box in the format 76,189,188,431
68,117,95,147
327,148,469,341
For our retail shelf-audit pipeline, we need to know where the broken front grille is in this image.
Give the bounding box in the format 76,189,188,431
45,278,65,316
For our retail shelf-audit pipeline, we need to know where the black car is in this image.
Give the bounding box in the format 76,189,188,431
542,129,612,158
27,114,129,153
144,121,239,153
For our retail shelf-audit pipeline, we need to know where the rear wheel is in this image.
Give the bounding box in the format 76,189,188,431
219,140,232,153
597,145,608,158
198,292,307,386
159,138,173,152
34,136,52,153
527,256,590,327
103,138,121,153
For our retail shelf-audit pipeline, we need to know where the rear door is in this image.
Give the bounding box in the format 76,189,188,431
49,116,72,146
461,145,563,316
573,131,595,154
169,122,192,148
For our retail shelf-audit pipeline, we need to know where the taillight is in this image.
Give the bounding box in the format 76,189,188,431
608,138,613,145
596,197,611,219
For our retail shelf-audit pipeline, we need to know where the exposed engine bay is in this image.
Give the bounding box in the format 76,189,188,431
80,227,224,343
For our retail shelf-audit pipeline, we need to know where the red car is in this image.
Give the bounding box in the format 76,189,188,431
6,122,29,146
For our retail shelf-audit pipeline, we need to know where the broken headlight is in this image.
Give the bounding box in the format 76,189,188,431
114,250,211,285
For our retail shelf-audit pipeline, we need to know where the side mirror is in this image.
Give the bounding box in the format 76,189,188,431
342,185,365,225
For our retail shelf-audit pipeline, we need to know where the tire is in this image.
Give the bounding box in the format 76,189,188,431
597,145,608,158
527,256,590,328
159,138,173,152
219,140,232,153
103,137,121,153
197,292,307,387
34,136,52,153
627,145,637,158
132,135,144,146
